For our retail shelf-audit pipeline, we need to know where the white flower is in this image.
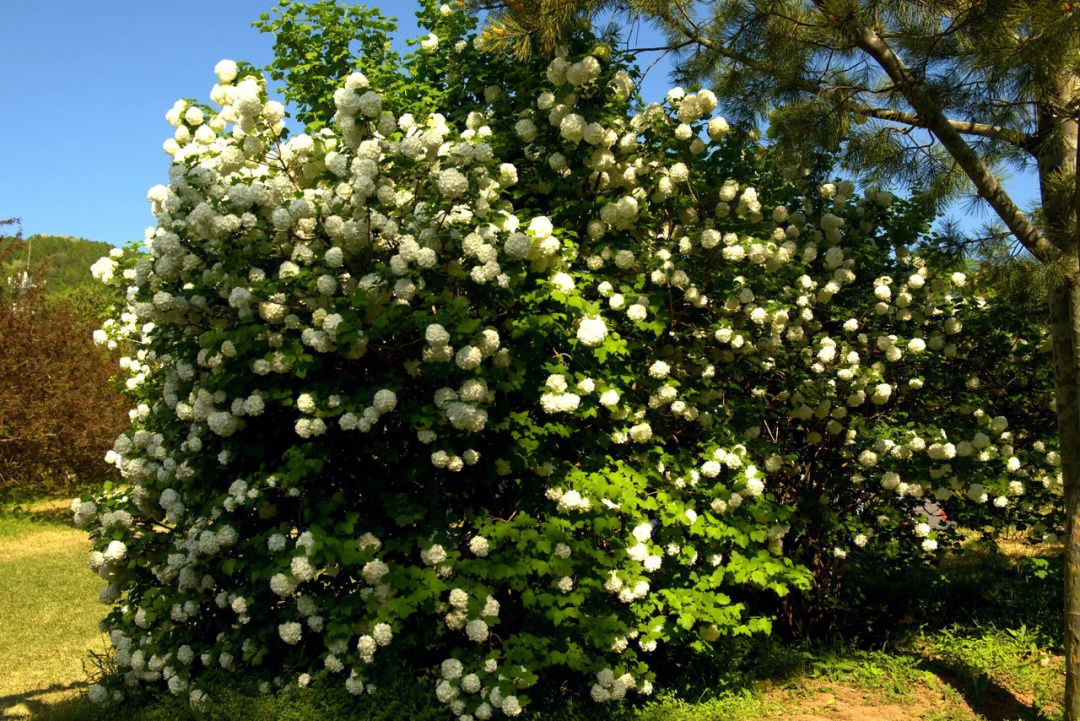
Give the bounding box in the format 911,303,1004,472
184,106,204,126
441,658,463,679
90,257,118,283
631,522,653,543
296,393,317,414
469,536,490,557
278,622,302,645
707,117,729,140
545,374,568,393
437,168,468,199
456,346,482,370
435,679,456,703
449,588,468,608
560,113,586,142
425,324,450,346
373,389,397,414
104,540,127,562
871,383,892,404
214,59,238,83
551,272,575,293
357,90,382,117
422,544,447,566
577,316,608,347
629,423,653,443
529,216,553,239
361,559,389,584
540,392,581,414
466,618,489,641
515,119,538,142
88,684,108,705
614,249,635,268
501,696,522,716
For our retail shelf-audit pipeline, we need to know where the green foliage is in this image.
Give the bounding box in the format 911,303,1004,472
254,0,400,129
77,1,1060,718
41,281,123,320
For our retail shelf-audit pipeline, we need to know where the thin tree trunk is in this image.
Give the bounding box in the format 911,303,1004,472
1052,277,1080,721
1041,70,1080,719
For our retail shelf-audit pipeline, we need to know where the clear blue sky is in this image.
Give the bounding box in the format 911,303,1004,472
0,1,1039,247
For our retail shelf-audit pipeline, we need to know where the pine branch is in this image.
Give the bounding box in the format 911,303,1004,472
843,13,1059,263
854,104,1032,147
651,8,1033,150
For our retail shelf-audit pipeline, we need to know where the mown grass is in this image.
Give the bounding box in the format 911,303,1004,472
0,496,107,719
0,497,1067,721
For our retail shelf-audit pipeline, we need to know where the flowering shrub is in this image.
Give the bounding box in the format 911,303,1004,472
80,1,1060,715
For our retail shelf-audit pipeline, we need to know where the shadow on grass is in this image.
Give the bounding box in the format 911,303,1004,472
0,481,108,517
0,496,81,538
11,502,73,524
914,654,1057,721
0,679,91,719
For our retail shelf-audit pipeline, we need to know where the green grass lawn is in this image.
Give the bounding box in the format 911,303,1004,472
0,498,107,718
0,497,1066,721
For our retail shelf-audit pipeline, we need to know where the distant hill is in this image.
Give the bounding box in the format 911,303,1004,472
1,234,126,318
1,234,116,292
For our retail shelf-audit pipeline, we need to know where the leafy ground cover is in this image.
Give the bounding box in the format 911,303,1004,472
0,495,1065,721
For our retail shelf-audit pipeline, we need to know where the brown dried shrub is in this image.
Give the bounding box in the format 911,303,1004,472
0,220,127,497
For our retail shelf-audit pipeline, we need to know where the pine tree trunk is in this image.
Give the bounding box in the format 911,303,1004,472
1040,74,1080,720
1051,278,1080,721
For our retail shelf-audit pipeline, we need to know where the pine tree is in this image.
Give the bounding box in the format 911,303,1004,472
474,0,1080,715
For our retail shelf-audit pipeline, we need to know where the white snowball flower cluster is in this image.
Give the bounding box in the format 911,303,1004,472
576,315,608,347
